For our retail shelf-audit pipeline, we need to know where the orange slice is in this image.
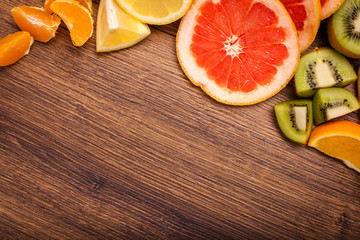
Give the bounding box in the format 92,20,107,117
44,0,93,14
308,120,360,173
0,31,34,67
50,0,94,46
279,0,321,52
12,6,61,43
176,0,300,105
320,0,345,19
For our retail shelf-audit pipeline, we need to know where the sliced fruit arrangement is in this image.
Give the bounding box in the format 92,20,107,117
11,6,61,42
295,47,357,97
279,0,321,52
177,0,300,105
50,0,94,47
0,31,33,67
320,0,345,19
115,0,192,25
275,99,313,144
96,0,150,52
308,120,360,172
327,0,360,58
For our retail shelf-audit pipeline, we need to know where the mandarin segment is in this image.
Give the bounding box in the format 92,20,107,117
44,0,93,14
0,31,34,67
308,120,360,172
12,6,61,43
50,0,93,46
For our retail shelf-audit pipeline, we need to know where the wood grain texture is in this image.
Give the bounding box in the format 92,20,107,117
1,0,360,239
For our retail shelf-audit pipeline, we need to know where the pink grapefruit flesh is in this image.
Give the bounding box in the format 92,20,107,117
279,0,321,52
177,0,300,105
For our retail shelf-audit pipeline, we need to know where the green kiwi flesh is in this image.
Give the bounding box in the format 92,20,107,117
327,0,360,58
313,87,360,125
275,99,313,144
295,48,357,97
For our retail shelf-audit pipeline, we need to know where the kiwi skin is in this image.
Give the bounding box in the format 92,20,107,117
327,17,360,59
327,0,360,59
275,99,313,144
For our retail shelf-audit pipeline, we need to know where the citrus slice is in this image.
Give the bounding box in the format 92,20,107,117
176,0,300,105
96,0,150,52
320,0,345,19
115,0,192,25
11,6,61,43
50,0,93,46
0,31,34,67
308,120,360,173
279,0,321,52
44,0,93,14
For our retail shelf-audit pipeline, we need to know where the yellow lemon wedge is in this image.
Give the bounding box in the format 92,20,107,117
96,0,150,52
115,0,192,25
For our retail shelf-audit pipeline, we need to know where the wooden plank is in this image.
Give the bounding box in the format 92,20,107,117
1,0,360,239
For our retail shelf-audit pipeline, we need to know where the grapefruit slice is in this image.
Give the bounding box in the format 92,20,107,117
177,0,300,105
279,0,321,52
320,0,345,19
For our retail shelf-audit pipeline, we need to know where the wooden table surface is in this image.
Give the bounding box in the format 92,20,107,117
1,0,360,239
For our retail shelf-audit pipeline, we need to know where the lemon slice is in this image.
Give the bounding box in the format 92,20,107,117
96,0,150,52
115,0,192,25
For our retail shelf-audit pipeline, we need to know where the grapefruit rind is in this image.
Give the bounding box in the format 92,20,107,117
320,0,345,20
281,0,321,52
176,0,300,105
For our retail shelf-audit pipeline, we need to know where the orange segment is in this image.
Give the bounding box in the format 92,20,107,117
279,0,321,52
12,6,61,43
308,120,360,173
0,31,34,67
177,0,300,105
50,0,93,46
44,0,93,14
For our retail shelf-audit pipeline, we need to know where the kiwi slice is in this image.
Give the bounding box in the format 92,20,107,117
313,87,360,125
295,48,357,97
327,0,360,58
275,99,313,144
